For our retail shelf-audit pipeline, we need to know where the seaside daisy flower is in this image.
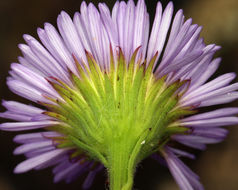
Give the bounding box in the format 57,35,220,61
1,0,238,189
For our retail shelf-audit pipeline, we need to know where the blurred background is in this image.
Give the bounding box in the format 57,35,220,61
0,0,238,189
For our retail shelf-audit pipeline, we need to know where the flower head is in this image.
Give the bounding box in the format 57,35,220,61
1,0,238,189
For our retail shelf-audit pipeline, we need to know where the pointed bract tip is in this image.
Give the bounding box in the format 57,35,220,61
85,50,93,58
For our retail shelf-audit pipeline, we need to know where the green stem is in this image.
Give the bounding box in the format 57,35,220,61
108,138,134,190
107,130,149,190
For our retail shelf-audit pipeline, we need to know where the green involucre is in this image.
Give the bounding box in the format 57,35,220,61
42,49,193,190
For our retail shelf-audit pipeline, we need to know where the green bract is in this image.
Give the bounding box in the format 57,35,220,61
41,48,193,190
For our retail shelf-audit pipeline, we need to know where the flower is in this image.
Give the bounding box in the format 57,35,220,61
1,0,238,189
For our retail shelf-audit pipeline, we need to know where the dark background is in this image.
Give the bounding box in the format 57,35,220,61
0,0,238,189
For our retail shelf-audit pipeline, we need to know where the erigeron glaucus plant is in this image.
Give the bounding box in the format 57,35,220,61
1,0,238,189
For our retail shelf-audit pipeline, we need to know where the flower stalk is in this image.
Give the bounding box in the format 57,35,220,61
108,136,133,190
107,126,150,190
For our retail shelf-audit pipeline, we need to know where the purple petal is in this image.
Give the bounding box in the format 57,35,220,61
167,147,195,160
172,135,207,150
116,1,127,58
87,3,109,70
183,73,236,101
162,9,184,58
133,0,149,61
163,147,204,190
122,0,135,61
82,171,96,189
171,45,218,83
172,127,228,149
18,56,44,76
25,146,56,158
14,149,68,173
24,34,71,85
2,100,44,115
18,44,49,76
98,4,119,63
188,58,221,91
54,161,85,183
0,111,31,121
183,108,238,122
53,159,92,183
147,2,173,65
10,63,59,98
180,117,238,127
14,140,54,155
34,154,67,170
14,132,62,143
7,79,48,103
160,50,202,76
180,83,238,107
73,12,93,53
83,164,104,189
0,120,59,131
57,11,87,65
191,128,228,139
151,153,167,166
43,23,78,74
200,92,238,107
157,18,196,74
174,135,225,144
